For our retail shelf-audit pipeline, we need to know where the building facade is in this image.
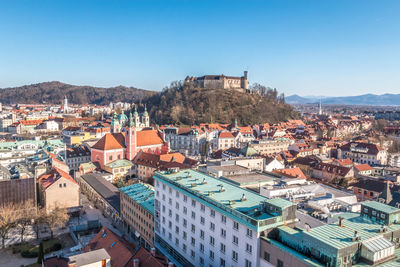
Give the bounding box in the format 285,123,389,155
153,169,296,267
120,183,155,249
184,71,249,91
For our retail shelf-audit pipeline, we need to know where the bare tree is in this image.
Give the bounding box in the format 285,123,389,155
16,201,36,243
45,207,69,238
32,208,47,240
0,203,18,248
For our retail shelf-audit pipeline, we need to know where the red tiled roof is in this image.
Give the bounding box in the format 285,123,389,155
38,167,77,189
84,226,135,267
273,167,306,179
127,247,168,267
137,130,164,147
219,132,234,138
92,133,125,150
355,164,372,172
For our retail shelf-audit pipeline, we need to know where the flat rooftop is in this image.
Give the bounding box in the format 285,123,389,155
120,183,155,216
362,200,400,214
208,164,250,172
220,172,276,186
156,169,294,231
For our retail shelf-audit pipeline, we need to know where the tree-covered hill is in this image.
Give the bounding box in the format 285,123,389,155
0,81,155,105
143,81,299,125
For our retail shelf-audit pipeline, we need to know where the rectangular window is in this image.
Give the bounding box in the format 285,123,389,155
247,228,253,238
221,215,226,223
277,259,283,267
246,259,252,267
175,238,179,245
232,251,238,262
184,195,187,202
220,243,226,254
191,211,196,219
220,258,225,267
246,243,252,254
175,226,179,234
210,236,215,246
209,250,214,260
192,199,196,207
176,202,179,209
183,207,187,214
183,219,187,227
191,250,195,259
200,243,204,252
175,214,179,222
233,235,238,245
264,252,270,262
221,229,226,238
200,230,205,240
191,224,196,233
210,222,215,231
210,210,215,217
200,216,205,225
183,243,187,252
191,237,195,245
233,222,239,231
201,204,205,212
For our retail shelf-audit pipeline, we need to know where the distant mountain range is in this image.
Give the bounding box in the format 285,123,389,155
286,93,400,106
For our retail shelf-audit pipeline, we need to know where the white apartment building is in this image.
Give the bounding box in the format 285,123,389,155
338,142,387,166
164,127,207,156
153,169,297,267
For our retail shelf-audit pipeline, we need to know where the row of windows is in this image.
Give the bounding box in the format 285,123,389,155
162,227,253,267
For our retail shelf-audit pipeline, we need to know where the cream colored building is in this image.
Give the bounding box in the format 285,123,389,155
38,167,80,212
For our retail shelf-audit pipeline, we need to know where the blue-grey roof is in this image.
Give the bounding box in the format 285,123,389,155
120,183,155,216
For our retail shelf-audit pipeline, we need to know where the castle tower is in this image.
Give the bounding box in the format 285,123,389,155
241,71,249,90
125,112,137,160
143,104,150,128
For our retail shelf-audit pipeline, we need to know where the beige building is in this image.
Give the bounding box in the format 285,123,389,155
184,71,249,91
120,183,155,249
252,138,291,155
103,159,133,182
38,167,80,212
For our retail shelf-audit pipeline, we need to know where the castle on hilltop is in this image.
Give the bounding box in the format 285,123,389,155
184,71,249,91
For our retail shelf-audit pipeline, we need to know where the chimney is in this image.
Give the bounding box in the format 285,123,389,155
150,247,156,257
244,71,248,78
241,194,247,202
133,259,140,267
338,216,344,227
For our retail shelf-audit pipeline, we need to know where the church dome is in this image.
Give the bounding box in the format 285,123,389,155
117,110,128,125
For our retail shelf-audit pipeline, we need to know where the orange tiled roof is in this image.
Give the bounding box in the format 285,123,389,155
355,164,372,172
127,247,167,267
273,167,306,179
137,130,164,147
92,133,125,150
219,132,234,138
84,226,135,267
38,167,77,189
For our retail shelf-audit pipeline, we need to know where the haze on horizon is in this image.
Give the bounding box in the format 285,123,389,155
1,0,399,97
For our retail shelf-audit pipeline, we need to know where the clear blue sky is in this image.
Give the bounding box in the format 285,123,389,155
1,0,399,96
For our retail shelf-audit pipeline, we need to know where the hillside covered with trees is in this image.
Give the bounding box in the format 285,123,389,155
0,81,155,105
144,81,299,125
